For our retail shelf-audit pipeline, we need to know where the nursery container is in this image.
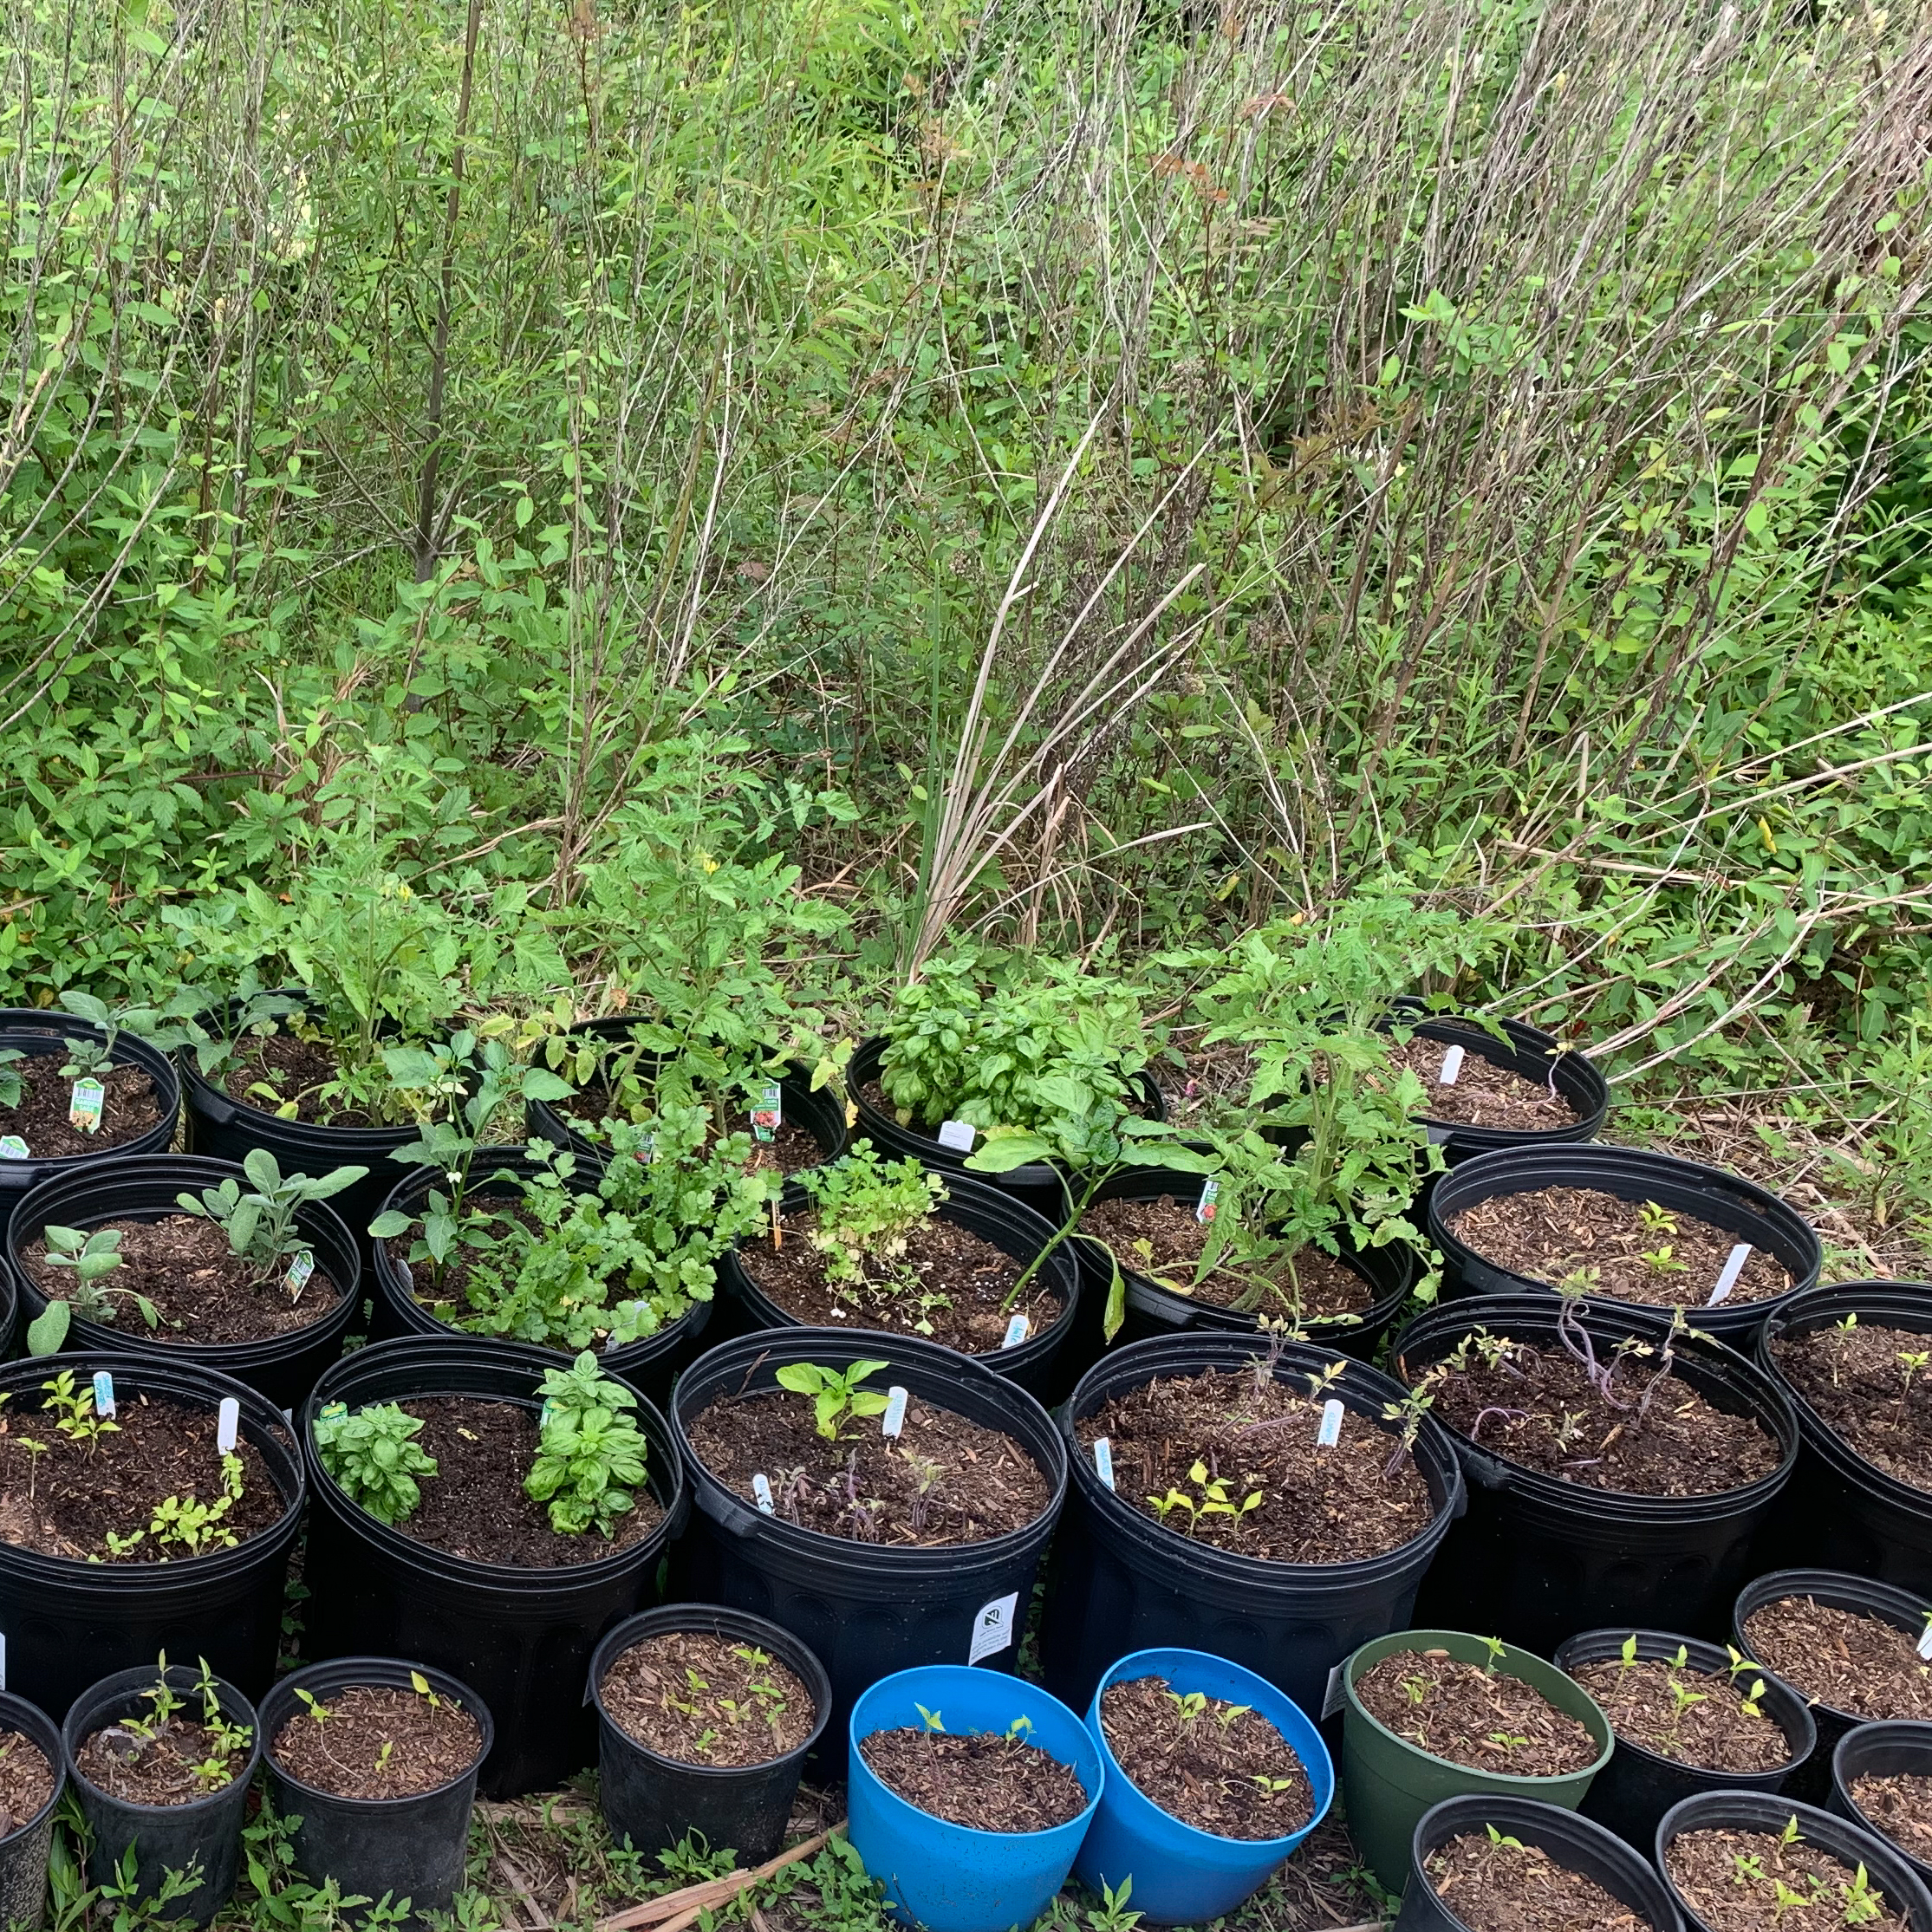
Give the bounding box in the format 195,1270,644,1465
259,1656,492,1922
63,1661,262,1928
672,1327,1068,1762
1395,1793,1682,1932
1832,1722,1932,1889
0,1690,66,1929
0,1351,302,1714
1076,1645,1334,1925
7,1155,362,1408
1656,1792,1932,1932
1398,1293,1798,1650
1428,1144,1822,1343
301,1336,686,1799
1340,1628,1614,1892
1552,1628,1815,1848
719,1169,1082,1401
1756,1280,1932,1591
589,1603,831,1865
848,1663,1101,1932
1038,1333,1467,1721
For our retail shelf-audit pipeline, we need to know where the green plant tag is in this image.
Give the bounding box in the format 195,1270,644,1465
284,1249,315,1296
751,1083,782,1143
68,1079,104,1132
0,1136,27,1161
320,1402,348,1419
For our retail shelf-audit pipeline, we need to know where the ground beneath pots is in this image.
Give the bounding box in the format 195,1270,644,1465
394,1398,661,1567
686,1386,1050,1545
0,1731,53,1837
1568,1654,1790,1772
1851,1772,1932,1864
1075,1364,1434,1562
1741,1597,1932,1721
21,1216,340,1343
1772,1321,1932,1492
224,1033,376,1127
1388,1031,1583,1132
271,1682,484,1799
1666,1825,1908,1932
861,1726,1088,1833
1426,1829,1631,1932
600,1631,816,1768
1101,1675,1311,1840
1354,1650,1599,1778
1447,1186,1792,1306
76,1709,248,1807
0,1055,160,1158
1415,1327,1781,1495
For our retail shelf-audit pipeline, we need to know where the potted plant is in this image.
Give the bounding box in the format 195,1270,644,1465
0,1690,64,1929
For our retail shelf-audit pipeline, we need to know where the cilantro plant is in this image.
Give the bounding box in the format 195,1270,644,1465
176,1149,368,1293
795,1143,947,1320
314,1402,439,1525
524,1350,650,1536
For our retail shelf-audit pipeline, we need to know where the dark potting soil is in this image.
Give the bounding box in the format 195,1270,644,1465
1773,1321,1932,1493
1851,1773,1932,1866
1077,1196,1376,1318
1665,1825,1909,1932
1425,1831,1632,1932
0,1391,283,1561
0,1055,160,1159
737,1209,1063,1352
270,1682,484,1799
1447,1186,1792,1307
22,1217,340,1343
1354,1650,1599,1777
1568,1654,1791,1772
599,1630,816,1768
224,1033,375,1127
76,1711,249,1806
394,1398,661,1567
685,1387,1050,1545
1075,1364,1433,1562
862,1725,1089,1833
561,1090,825,1176
1741,1597,1932,1721
1416,1329,1781,1495
1389,1032,1582,1131
0,1731,54,1838
1100,1674,1312,1840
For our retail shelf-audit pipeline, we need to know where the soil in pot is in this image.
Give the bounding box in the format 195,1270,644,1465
0,1730,54,1836
861,1721,1089,1832
1665,1821,1909,1932
0,1057,160,1159
599,1631,816,1768
1099,1673,1313,1839
1446,1188,1792,1306
222,1033,377,1128
1741,1599,1932,1722
1071,1364,1434,1562
270,1681,484,1799
1850,1775,1932,1866
1567,1649,1791,1773
1771,1322,1932,1492
1385,1034,1582,1132
75,1674,253,1805
1353,1648,1600,1777
1425,1829,1630,1932
557,1090,823,1178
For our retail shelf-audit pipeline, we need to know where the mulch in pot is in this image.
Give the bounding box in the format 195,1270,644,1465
0,1056,160,1159
1666,1822,1909,1932
558,1090,824,1177
270,1682,484,1799
1567,1651,1790,1772
1425,1829,1631,1932
1772,1321,1932,1492
0,1731,54,1837
600,1630,816,1768
224,1034,375,1128
1073,1364,1433,1562
76,1701,250,1806
1100,1674,1312,1839
1386,1033,1582,1132
1851,1773,1932,1866
1353,1649,1599,1777
1741,1598,1932,1722
861,1724,1089,1834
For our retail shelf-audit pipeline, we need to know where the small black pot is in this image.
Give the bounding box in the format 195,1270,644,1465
589,1603,831,1865
0,1691,65,1929
63,1662,262,1928
1552,1628,1815,1849
259,1656,492,1922
1832,1722,1932,1888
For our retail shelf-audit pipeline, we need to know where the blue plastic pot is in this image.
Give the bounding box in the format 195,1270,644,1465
1075,1647,1335,1925
848,1666,1102,1932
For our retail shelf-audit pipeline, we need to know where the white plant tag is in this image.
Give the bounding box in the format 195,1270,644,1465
751,1473,776,1516
216,1397,240,1455
1438,1044,1467,1085
284,1249,315,1297
1093,1437,1116,1490
751,1082,782,1144
969,1591,1018,1663
1001,1313,1030,1350
881,1385,909,1439
92,1371,115,1419
1322,1662,1347,1719
1317,1398,1346,1447
68,1078,104,1132
1196,1177,1220,1225
935,1118,976,1153
1708,1244,1752,1306
0,1632,7,1689
1918,1621,1932,1663
0,1136,27,1161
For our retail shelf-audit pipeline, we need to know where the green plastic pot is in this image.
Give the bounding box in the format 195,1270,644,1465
1340,1628,1614,1892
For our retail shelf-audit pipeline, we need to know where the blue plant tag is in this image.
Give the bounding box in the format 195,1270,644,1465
1092,1436,1116,1490
92,1370,115,1419
1001,1313,1029,1350
1317,1398,1345,1447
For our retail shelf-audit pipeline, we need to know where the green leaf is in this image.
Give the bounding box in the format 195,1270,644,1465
368,1210,413,1239
27,1301,71,1355
965,1132,1054,1172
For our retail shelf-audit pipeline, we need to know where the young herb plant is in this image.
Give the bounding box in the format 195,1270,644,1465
28,1226,159,1352
523,1350,650,1536
773,1359,892,1441
314,1402,439,1525
176,1149,368,1295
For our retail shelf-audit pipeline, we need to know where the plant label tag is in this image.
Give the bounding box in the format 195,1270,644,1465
1317,1398,1346,1447
1001,1313,1030,1350
936,1118,976,1153
634,1133,657,1165
216,1397,240,1454
1092,1436,1116,1489
1438,1044,1466,1085
92,1371,115,1419
751,1473,776,1516
1917,1621,1932,1663
1707,1244,1752,1306
68,1078,104,1132
320,1402,348,1419
882,1385,909,1438
1196,1176,1220,1224
0,1633,6,1690
751,1083,782,1143
0,1137,27,1161
1425,1123,1450,1145
969,1591,1018,1664
284,1250,315,1297
1322,1663,1347,1719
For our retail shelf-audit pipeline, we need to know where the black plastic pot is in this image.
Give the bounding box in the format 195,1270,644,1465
259,1656,492,1922
6,1155,361,1409
1756,1281,1932,1591
1429,1145,1823,1343
1657,1791,1932,1932
300,1337,687,1799
63,1662,262,1927
0,1351,302,1714
1398,1294,1798,1651
1832,1722,1932,1888
1395,1793,1682,1932
1038,1334,1467,1722
589,1603,832,1864
719,1169,1081,1401
0,1691,65,1929
1552,1628,1816,1850
672,1326,1067,1766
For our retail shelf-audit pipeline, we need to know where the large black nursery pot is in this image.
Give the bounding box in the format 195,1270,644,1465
1755,1280,1932,1592
719,1169,1081,1402
1832,1722,1932,1888
259,1656,492,1922
671,1325,1067,1766
1395,1793,1682,1932
1429,1143,1822,1343
1399,1293,1798,1652
63,1662,262,1927
589,1603,832,1866
0,1351,302,1714
1552,1628,1816,1850
300,1336,686,1799
7,1155,362,1409
0,1690,66,1929
1037,1333,1466,1722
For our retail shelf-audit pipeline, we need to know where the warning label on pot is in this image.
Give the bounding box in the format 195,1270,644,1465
969,1592,1018,1663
